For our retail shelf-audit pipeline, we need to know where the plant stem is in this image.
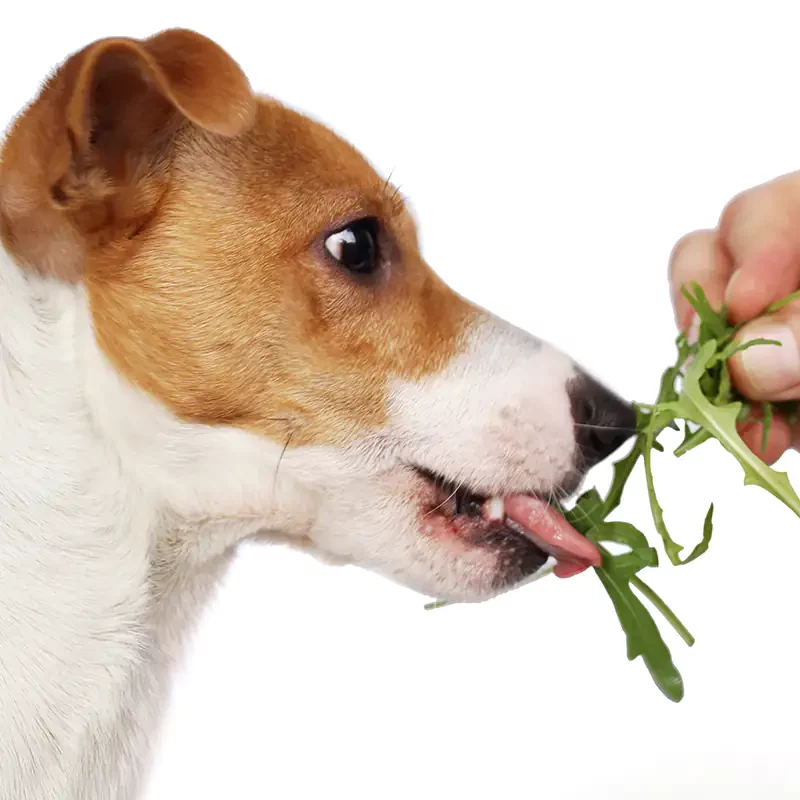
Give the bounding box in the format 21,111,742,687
630,575,695,647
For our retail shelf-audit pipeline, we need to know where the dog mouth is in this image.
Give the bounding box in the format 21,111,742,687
414,467,601,584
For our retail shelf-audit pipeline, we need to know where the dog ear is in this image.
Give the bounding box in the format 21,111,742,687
0,29,256,280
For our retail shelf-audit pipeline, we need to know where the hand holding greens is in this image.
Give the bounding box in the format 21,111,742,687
564,284,800,701
426,284,800,703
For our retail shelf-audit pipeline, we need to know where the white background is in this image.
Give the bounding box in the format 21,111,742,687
3,2,800,798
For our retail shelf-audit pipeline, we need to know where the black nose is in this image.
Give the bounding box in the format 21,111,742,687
570,373,637,469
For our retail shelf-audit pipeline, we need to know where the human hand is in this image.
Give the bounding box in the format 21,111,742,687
669,172,800,464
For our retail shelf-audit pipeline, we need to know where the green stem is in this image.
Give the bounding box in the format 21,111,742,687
679,350,800,518
766,289,800,314
595,543,694,646
674,428,713,457
630,575,695,647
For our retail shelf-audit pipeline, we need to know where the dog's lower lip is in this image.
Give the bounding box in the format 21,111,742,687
413,466,601,577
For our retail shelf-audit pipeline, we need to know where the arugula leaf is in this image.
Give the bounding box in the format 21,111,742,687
766,289,800,314
761,402,774,455
601,439,643,517
674,427,712,457
681,284,728,340
715,360,732,405
593,566,684,702
567,484,690,701
680,503,714,566
568,284,800,699
425,283,800,703
714,337,781,365
642,410,683,564
629,575,694,647
666,341,800,517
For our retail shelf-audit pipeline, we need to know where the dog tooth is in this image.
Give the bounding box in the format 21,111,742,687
484,496,505,522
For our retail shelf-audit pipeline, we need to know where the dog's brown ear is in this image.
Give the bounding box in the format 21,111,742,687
0,29,256,280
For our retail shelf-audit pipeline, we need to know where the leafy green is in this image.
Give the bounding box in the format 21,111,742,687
761,402,774,455
642,410,682,564
566,492,686,702
426,282,800,702
601,436,643,517
766,289,800,314
714,337,781,365
578,282,800,700
681,504,714,566
664,338,800,517
680,284,726,339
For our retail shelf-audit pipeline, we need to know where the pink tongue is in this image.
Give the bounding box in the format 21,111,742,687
503,495,602,579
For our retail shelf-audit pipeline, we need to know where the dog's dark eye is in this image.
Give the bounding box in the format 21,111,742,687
324,219,379,275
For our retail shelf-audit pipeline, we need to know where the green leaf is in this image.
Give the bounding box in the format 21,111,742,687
642,410,684,565
674,427,713,457
560,287,800,700
629,576,695,646
666,341,800,518
766,289,800,314
715,361,732,405
657,364,681,405
761,402,773,455
675,331,693,365
680,503,714,566
425,288,800,701
715,337,781,365
593,563,684,703
681,283,729,340
601,439,643,518
563,488,604,535
586,521,659,575
585,520,690,700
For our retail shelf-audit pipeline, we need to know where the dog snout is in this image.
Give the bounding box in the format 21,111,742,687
570,373,636,469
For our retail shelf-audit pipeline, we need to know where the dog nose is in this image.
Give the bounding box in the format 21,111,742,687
570,373,637,469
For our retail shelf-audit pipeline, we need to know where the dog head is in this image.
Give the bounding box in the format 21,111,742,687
0,29,634,602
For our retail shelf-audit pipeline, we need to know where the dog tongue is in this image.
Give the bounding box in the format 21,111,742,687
503,495,602,579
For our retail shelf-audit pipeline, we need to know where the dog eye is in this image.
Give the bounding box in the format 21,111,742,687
324,219,380,275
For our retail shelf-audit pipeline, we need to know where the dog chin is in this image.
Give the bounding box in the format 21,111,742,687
305,464,564,604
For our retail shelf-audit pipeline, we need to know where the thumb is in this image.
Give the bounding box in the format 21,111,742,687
729,309,800,401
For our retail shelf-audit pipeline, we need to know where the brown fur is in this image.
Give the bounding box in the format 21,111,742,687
0,29,476,446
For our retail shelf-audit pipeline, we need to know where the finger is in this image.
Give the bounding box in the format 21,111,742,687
729,308,800,401
738,412,792,465
720,175,800,324
669,230,733,330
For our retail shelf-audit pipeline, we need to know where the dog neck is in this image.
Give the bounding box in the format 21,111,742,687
0,244,316,798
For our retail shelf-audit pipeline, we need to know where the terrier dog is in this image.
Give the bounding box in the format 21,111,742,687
0,29,633,799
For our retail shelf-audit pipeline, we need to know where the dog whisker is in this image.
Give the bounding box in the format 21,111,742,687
423,479,464,518
573,422,637,434
272,427,295,501
382,168,395,200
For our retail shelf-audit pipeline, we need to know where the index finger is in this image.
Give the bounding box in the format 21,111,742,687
719,177,800,324
668,230,733,331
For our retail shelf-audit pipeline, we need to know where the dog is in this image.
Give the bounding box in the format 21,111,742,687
0,28,634,799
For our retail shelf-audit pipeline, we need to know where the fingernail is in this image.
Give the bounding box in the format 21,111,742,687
739,323,800,395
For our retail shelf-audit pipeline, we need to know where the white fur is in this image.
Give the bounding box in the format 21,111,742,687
388,314,578,496
0,243,580,797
